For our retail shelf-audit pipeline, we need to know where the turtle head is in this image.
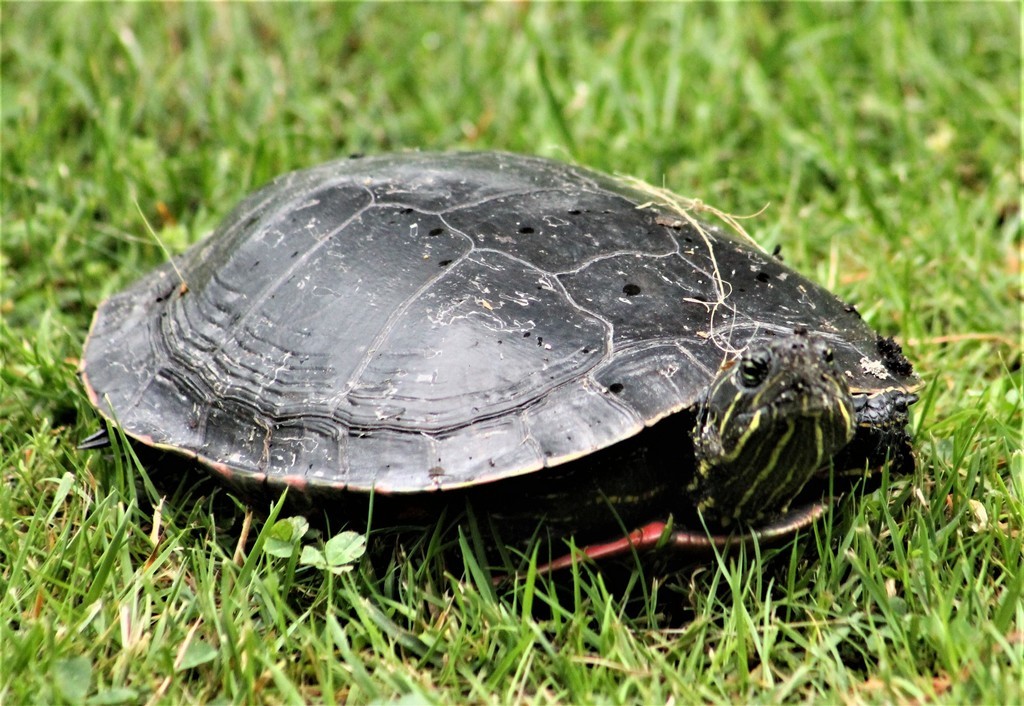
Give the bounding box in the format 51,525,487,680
690,335,856,526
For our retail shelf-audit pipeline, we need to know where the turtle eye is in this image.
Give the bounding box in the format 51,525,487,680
823,348,834,364
739,353,770,388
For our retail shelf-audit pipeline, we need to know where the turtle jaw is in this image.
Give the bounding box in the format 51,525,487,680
691,336,856,526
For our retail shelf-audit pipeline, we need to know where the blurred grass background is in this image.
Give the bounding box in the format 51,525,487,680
2,3,1020,703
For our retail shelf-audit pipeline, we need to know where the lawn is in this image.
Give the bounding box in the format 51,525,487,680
1,3,1020,704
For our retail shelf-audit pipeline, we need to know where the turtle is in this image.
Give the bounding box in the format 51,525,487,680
80,151,921,564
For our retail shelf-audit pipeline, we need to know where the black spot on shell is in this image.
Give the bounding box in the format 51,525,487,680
622,283,642,296
438,259,453,267
877,335,914,377
568,209,581,215
519,226,535,234
608,382,624,394
429,227,444,236
755,271,771,283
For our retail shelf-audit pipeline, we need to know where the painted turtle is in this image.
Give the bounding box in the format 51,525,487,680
80,152,920,561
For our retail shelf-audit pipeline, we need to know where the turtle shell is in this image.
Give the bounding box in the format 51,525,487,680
81,152,920,507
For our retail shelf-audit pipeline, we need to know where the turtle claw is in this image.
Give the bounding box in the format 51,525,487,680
77,428,111,450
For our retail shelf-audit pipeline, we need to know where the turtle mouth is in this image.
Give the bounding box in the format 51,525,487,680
758,369,853,412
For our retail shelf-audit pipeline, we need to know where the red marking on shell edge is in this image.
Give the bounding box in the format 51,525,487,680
79,370,101,406
281,475,309,491
371,482,395,495
367,480,429,496
204,457,244,481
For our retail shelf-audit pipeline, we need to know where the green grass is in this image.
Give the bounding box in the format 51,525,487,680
2,2,1020,703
